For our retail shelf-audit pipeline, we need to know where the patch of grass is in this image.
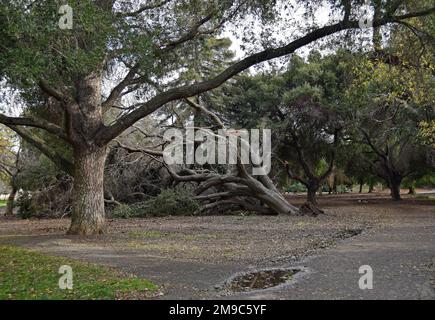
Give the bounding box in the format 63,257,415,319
128,231,218,241
128,230,168,239
0,245,158,300
0,200,6,207
183,233,218,241
126,241,201,253
296,222,307,228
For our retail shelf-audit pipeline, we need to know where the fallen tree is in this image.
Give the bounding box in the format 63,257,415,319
116,98,301,216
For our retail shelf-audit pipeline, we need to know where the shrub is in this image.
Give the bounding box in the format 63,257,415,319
336,185,348,193
16,192,38,219
110,203,138,219
16,183,73,219
286,182,307,193
110,186,200,218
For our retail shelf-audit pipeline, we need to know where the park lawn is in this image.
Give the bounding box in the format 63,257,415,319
0,245,158,300
0,200,6,207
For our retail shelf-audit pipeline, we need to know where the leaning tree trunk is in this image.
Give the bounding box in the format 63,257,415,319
255,186,299,215
68,147,107,235
5,186,17,216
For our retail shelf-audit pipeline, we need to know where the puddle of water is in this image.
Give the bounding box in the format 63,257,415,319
227,268,300,292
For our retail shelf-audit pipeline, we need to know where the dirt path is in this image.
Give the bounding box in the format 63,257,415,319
0,194,434,299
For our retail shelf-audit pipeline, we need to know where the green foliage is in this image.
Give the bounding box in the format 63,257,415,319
15,191,37,219
0,200,6,207
0,127,17,183
0,245,157,300
15,189,68,220
415,174,435,188
285,182,307,193
15,154,61,191
1,0,433,212
418,120,435,147
12,143,73,219
177,37,235,83
346,55,432,181
0,0,115,88
336,185,349,193
110,203,137,219
110,186,200,218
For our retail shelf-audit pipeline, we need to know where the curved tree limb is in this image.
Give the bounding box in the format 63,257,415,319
0,113,70,142
6,125,74,176
97,8,435,145
38,80,74,104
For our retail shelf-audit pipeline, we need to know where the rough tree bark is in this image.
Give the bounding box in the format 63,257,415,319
5,185,17,216
67,147,107,235
389,173,402,201
307,181,320,205
66,73,108,235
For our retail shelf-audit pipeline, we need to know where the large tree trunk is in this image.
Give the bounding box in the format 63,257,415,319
389,175,402,201
68,147,107,235
332,175,337,194
66,73,107,235
5,186,17,216
307,183,318,204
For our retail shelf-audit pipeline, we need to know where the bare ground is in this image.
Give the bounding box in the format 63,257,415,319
0,193,434,299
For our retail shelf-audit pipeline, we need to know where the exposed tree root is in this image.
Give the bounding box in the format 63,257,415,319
299,201,325,216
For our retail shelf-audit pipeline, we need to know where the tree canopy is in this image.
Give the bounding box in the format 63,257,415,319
0,0,434,234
